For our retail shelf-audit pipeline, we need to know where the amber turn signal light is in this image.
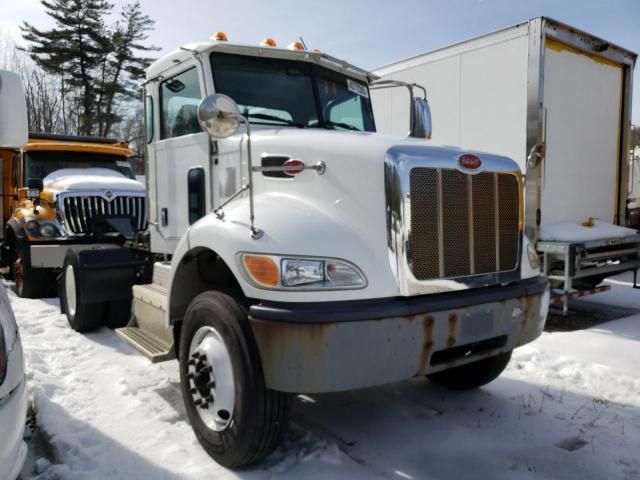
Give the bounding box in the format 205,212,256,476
243,255,279,287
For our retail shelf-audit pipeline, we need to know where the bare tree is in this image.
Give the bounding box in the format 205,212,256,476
0,33,65,133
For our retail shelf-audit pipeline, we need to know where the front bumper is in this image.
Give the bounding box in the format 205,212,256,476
30,242,113,268
0,376,28,480
249,276,549,393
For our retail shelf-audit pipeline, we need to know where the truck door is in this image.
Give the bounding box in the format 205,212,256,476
541,39,624,225
153,65,210,251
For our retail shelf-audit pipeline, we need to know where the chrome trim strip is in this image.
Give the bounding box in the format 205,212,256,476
494,173,500,272
436,169,444,278
468,174,474,275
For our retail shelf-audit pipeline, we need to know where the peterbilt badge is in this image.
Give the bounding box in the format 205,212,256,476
459,154,482,170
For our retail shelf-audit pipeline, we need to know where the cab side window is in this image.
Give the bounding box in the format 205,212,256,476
160,67,202,139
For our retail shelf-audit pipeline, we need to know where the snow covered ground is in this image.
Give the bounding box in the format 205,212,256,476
10,275,640,480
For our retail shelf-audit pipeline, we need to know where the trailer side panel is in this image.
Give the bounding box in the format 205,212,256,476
372,32,530,171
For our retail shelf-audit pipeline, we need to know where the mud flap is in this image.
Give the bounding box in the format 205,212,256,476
58,246,150,310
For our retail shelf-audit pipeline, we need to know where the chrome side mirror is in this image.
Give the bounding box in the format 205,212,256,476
0,70,28,148
410,97,432,140
197,93,244,138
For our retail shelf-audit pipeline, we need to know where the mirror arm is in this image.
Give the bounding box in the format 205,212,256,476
371,80,429,137
209,115,263,239
243,119,263,239
213,184,249,219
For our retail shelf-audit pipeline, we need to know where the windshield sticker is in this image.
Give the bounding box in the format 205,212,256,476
347,79,369,98
116,160,131,168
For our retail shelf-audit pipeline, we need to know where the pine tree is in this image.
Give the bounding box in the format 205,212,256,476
21,0,112,135
21,0,156,137
97,1,157,137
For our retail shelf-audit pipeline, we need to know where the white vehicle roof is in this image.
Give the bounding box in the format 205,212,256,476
146,39,378,84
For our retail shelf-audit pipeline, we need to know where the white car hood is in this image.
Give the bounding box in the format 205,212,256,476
43,168,144,196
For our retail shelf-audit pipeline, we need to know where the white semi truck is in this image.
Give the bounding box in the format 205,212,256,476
59,35,549,467
372,17,639,313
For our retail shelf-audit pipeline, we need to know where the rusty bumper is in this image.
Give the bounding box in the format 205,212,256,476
249,276,549,393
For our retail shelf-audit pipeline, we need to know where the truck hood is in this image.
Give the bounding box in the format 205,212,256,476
213,127,523,300
249,128,514,169
43,168,144,198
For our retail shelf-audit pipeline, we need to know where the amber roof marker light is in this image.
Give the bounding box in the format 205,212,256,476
260,38,277,47
210,32,228,42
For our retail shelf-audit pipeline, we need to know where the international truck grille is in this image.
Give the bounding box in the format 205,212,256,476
409,168,519,280
60,195,147,235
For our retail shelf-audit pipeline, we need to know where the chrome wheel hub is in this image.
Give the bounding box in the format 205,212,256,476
65,265,76,317
187,326,235,431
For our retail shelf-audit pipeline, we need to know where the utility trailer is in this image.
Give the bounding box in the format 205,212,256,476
372,17,638,314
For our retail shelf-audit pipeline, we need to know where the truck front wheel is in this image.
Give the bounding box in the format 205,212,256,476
426,351,512,390
179,291,290,468
60,250,105,332
13,240,54,298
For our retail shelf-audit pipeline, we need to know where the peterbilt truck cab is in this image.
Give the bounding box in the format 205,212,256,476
59,34,549,467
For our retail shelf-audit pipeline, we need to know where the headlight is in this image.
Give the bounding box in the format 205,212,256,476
24,219,63,238
527,241,540,270
240,254,367,290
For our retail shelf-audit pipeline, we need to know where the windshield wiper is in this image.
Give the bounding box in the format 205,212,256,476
246,112,305,128
324,120,360,132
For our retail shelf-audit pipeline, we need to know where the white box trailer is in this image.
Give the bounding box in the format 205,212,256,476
372,17,638,313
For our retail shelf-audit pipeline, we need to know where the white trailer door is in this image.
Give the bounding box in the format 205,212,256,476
541,39,623,225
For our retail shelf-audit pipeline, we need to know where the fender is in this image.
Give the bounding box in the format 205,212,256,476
165,192,401,327
5,218,26,241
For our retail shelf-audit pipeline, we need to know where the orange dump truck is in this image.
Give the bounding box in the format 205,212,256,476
0,133,146,298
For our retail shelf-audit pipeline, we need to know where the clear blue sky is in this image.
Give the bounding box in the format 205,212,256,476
2,0,639,123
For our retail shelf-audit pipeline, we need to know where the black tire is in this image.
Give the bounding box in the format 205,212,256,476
179,291,290,468
60,249,105,332
104,299,132,329
427,351,512,390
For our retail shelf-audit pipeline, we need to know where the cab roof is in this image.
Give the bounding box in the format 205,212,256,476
146,40,378,84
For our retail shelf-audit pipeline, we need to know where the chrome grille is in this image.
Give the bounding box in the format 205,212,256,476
61,195,147,235
409,168,519,280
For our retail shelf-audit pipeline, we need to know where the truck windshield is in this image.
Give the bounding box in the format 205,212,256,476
210,52,375,132
24,151,135,182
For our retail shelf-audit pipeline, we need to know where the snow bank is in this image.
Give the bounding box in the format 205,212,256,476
539,220,638,242
8,279,640,480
